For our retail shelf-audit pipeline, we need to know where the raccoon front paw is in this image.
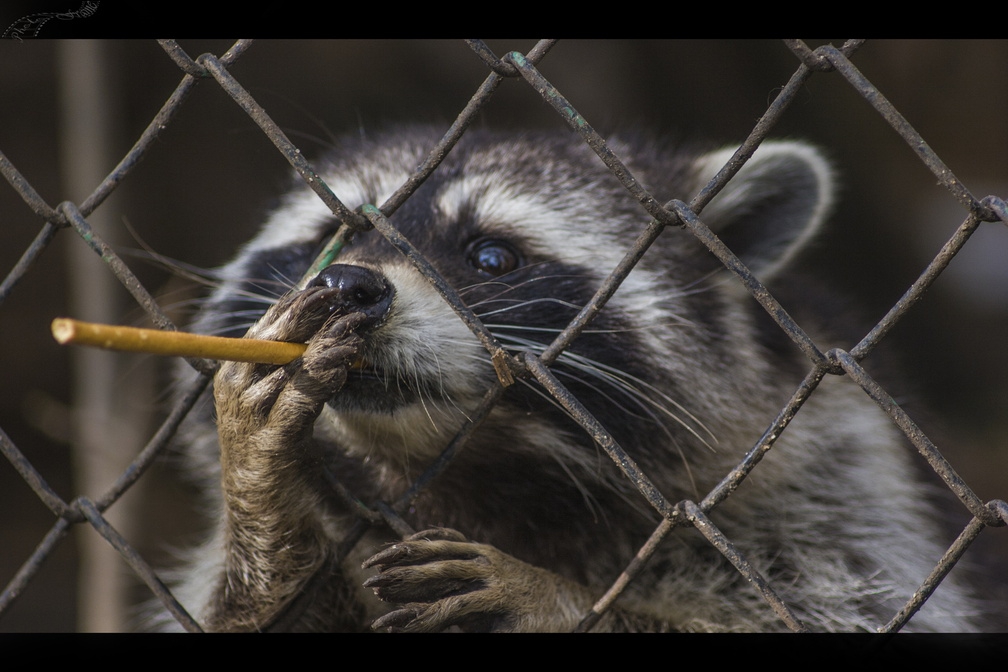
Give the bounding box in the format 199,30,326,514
207,288,368,631
362,527,591,632
215,286,365,438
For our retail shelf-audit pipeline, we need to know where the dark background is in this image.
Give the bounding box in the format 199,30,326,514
1,37,1006,631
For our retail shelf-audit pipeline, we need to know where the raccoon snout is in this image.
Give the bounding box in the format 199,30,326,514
307,264,394,331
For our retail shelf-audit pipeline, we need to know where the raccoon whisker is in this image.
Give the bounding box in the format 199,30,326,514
546,443,605,523
472,323,704,503
460,274,601,311
208,278,291,303
510,379,633,524
263,264,307,295
665,267,725,296
457,266,574,295
487,331,717,450
413,374,440,433
412,341,474,431
197,310,267,331
561,351,718,447
124,245,225,289
470,297,586,319
420,342,450,401
171,286,278,319
516,378,657,519
456,278,521,298
233,286,289,305
542,360,703,498
386,345,453,434
421,344,479,425
482,314,699,337
543,362,705,500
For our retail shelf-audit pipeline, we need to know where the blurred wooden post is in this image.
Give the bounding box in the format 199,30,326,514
58,40,152,633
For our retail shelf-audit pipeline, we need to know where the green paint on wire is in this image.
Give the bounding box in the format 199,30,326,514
312,239,344,272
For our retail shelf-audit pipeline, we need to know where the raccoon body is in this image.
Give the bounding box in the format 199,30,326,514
167,126,982,632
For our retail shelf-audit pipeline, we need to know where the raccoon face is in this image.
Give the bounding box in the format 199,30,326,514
199,127,832,479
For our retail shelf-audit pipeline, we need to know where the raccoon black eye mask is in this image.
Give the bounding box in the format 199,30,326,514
150,126,983,632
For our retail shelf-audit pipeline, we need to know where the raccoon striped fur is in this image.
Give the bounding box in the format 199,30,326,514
164,126,983,632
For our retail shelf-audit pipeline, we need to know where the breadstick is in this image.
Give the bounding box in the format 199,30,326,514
51,318,307,365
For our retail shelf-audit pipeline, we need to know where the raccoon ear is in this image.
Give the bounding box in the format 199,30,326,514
692,141,834,280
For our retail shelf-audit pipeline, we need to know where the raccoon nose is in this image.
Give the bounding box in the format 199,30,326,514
307,264,394,330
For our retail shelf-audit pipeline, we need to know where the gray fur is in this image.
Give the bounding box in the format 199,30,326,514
161,127,983,632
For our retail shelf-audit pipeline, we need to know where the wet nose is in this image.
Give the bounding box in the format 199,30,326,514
307,264,394,330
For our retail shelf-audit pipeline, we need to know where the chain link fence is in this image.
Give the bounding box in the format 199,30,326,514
1,38,1006,632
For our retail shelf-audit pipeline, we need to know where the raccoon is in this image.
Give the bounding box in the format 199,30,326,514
164,125,983,632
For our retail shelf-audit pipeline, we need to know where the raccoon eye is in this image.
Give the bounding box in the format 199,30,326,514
466,238,523,277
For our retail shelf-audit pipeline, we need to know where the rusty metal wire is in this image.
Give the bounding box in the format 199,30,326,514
1,38,1005,633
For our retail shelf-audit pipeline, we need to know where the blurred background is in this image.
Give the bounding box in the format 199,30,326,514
1,37,1006,631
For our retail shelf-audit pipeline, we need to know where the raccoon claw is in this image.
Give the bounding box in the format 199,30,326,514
362,527,556,632
364,527,470,567
368,605,429,632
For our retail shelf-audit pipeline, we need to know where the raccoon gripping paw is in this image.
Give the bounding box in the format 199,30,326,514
362,528,596,633
206,287,366,631
215,286,366,442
